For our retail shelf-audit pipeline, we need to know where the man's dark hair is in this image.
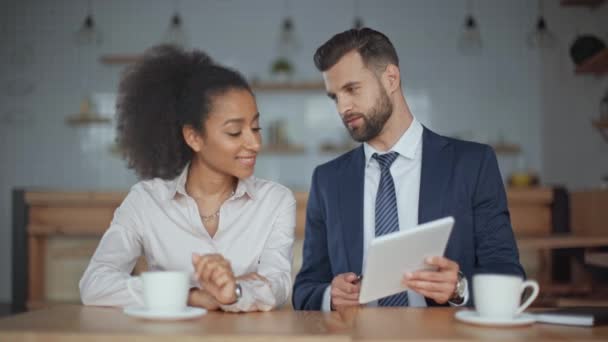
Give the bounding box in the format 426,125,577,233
313,27,399,72
116,44,251,180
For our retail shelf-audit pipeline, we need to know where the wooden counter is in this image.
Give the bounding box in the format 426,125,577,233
1,305,607,341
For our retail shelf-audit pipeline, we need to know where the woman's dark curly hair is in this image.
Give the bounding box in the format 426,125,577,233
116,44,252,180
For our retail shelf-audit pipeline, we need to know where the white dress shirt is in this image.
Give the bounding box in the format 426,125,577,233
80,165,296,312
322,118,468,310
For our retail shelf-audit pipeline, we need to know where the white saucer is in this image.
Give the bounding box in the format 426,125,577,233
454,310,536,327
124,306,207,320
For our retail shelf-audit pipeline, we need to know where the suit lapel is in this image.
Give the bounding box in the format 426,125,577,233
418,127,452,224
339,146,365,275
419,128,453,307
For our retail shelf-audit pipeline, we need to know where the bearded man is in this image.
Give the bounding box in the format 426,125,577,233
292,28,524,311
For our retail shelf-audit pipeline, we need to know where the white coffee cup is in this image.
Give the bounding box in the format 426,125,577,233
128,271,189,312
473,274,539,319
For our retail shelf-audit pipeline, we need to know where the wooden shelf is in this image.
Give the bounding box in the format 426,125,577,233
575,49,608,75
592,119,608,142
99,53,325,90
261,144,306,155
99,54,142,65
517,234,608,250
251,81,325,91
99,54,326,91
491,143,521,154
585,251,608,267
65,113,111,126
561,0,606,7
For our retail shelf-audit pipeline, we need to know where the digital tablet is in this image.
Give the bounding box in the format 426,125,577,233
358,216,455,304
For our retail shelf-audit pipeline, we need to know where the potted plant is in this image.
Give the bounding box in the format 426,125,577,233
270,57,294,82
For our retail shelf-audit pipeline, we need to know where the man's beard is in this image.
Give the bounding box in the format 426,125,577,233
343,90,393,142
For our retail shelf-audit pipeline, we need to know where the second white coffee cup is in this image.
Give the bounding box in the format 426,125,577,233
128,271,189,312
473,274,539,319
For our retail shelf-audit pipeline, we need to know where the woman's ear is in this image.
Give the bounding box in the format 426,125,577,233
381,64,401,94
182,125,203,152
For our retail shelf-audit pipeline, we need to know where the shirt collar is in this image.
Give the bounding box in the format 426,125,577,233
168,164,189,200
167,163,256,201
363,117,423,167
234,176,256,200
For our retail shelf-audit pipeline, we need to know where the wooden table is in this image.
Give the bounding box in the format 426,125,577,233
1,305,607,341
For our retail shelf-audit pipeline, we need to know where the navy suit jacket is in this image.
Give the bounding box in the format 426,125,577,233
292,127,525,310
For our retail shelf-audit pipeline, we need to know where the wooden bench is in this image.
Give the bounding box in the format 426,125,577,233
12,188,607,312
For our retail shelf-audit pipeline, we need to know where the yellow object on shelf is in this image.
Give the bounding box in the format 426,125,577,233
508,171,540,188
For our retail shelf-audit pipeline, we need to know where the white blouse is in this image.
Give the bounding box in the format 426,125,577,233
79,165,296,312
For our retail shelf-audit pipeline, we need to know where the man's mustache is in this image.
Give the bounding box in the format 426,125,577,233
342,113,365,124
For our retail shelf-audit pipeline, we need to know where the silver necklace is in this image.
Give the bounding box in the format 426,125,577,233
200,210,220,222
198,190,235,222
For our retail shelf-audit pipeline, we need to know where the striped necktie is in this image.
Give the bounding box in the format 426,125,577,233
373,152,409,307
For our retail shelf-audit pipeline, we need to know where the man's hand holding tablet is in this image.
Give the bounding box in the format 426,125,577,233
358,217,456,304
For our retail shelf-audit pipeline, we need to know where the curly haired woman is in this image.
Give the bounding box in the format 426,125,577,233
79,45,295,312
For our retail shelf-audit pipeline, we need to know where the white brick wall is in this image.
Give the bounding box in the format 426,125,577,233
0,0,606,302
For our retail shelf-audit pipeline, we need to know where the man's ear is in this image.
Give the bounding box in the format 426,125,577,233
381,64,401,95
182,125,203,152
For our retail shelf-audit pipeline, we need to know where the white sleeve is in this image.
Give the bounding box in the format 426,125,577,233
79,190,145,307
321,284,332,311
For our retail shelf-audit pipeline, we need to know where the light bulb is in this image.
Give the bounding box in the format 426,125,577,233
278,17,298,58
164,13,188,47
527,17,556,49
459,15,482,54
75,14,102,46
353,17,364,29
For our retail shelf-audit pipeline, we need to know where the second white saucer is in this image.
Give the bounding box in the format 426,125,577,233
454,309,536,327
